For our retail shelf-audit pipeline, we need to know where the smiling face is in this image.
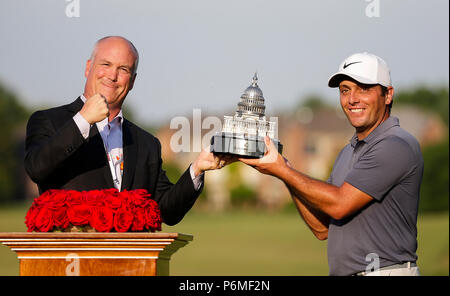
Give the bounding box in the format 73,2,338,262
339,79,394,140
83,37,138,114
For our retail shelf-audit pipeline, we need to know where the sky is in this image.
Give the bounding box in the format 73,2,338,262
0,0,448,125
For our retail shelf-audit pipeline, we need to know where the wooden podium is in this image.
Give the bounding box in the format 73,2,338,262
0,232,192,276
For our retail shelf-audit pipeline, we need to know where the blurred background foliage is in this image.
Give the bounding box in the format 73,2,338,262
420,139,449,212
0,83,29,203
396,86,449,125
394,85,449,213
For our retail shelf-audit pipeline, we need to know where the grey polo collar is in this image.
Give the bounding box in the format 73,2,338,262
350,116,400,148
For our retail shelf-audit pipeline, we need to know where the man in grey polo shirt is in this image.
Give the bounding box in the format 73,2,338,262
240,52,423,276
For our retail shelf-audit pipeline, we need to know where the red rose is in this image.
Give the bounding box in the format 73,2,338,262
47,191,67,210
65,190,84,206
25,204,39,232
104,194,122,210
132,194,151,208
131,207,146,231
144,201,162,232
114,207,134,232
119,190,134,205
85,190,106,207
90,206,114,232
133,190,152,207
34,190,53,207
133,189,151,198
53,207,70,229
25,189,162,233
67,204,91,226
103,188,120,196
35,207,54,232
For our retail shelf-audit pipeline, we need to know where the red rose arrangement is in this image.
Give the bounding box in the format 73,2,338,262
25,189,162,233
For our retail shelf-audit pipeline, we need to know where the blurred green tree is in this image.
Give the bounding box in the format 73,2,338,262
395,86,449,125
0,82,29,203
419,139,449,213
226,162,257,207
230,184,257,208
300,94,331,111
394,86,449,213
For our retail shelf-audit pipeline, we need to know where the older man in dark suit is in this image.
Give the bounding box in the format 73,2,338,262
25,36,228,226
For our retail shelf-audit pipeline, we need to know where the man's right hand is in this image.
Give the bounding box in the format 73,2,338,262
79,94,109,124
239,136,289,177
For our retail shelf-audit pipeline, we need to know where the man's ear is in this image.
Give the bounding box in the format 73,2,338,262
385,86,394,105
84,60,92,78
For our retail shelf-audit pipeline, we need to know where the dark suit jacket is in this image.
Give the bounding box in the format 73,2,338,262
24,97,203,225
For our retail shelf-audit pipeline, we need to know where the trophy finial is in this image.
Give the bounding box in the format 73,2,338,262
252,72,258,86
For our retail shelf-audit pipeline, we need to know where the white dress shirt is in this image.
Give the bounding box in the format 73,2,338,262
73,95,203,191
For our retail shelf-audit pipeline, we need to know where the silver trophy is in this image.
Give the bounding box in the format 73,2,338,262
211,73,283,158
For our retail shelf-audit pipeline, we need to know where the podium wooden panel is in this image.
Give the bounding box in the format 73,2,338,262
0,232,192,276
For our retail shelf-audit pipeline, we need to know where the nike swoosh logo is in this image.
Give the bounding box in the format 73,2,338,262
343,61,362,69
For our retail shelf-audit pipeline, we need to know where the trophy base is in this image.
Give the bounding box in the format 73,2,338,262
210,132,283,158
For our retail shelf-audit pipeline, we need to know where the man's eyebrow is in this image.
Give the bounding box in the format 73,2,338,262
97,59,132,70
357,82,377,89
97,59,110,64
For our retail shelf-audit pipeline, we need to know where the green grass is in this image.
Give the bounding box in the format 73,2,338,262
0,204,448,276
164,209,329,275
0,203,30,276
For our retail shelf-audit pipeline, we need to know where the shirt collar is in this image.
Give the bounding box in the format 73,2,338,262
350,116,400,148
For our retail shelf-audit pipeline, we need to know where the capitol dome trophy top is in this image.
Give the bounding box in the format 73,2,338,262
210,73,283,158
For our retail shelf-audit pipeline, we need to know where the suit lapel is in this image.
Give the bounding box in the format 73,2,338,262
121,119,137,191
67,97,84,114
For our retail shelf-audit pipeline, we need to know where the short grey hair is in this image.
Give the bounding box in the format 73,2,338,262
90,36,139,74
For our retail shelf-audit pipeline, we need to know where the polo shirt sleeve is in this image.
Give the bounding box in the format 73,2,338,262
345,136,414,201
